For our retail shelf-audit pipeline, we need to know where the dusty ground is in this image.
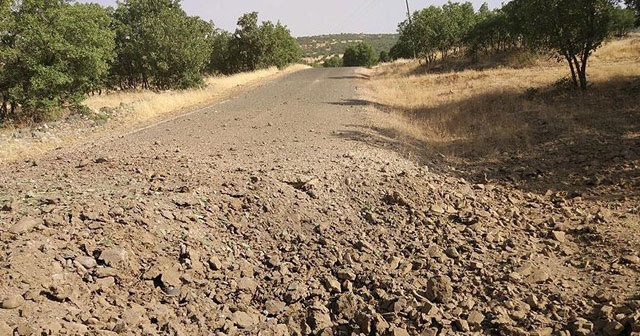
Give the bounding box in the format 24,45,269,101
0,67,638,336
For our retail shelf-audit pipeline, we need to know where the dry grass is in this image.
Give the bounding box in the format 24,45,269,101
362,35,640,159
0,64,309,163
593,33,640,62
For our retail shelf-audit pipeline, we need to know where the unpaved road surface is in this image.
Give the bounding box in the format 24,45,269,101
1,68,639,336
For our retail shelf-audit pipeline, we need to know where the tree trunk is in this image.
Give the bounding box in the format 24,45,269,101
0,101,6,121
578,50,591,90
573,54,588,90
566,54,579,88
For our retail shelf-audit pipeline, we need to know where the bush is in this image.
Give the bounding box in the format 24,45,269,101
323,55,343,67
379,51,391,63
343,42,378,67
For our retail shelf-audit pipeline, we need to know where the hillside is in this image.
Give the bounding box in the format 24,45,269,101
297,33,398,61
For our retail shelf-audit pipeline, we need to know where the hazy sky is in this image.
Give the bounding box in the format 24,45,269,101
79,0,504,37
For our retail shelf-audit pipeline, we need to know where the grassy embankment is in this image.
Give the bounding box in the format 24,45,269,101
363,35,640,162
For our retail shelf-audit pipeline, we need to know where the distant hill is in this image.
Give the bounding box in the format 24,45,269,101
297,33,399,62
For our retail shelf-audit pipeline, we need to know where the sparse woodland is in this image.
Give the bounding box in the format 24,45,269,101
0,0,301,123
391,0,638,89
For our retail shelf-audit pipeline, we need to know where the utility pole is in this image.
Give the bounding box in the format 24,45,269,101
405,0,412,25
405,0,417,59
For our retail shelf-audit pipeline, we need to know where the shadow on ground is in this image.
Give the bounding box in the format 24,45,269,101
328,72,371,80
333,77,640,201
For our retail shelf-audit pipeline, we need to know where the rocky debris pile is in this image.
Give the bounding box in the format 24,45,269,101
0,103,133,157
0,146,638,335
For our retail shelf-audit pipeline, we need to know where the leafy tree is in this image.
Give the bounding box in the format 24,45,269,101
442,2,476,56
610,6,637,36
259,21,302,69
227,12,263,73
624,0,640,22
411,6,446,62
223,12,300,74
509,0,615,90
393,2,475,63
208,28,233,74
390,21,417,59
0,0,16,120
343,42,378,67
111,0,212,89
466,7,518,57
0,0,114,120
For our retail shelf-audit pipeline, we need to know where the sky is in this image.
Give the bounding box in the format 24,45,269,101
79,0,504,37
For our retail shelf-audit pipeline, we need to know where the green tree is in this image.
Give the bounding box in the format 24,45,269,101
343,42,378,67
259,21,302,69
226,12,301,73
111,0,211,89
0,0,114,120
508,0,614,90
466,6,519,59
228,12,263,73
390,20,418,59
624,0,639,22
610,6,637,36
393,3,475,63
442,2,476,56
208,28,233,74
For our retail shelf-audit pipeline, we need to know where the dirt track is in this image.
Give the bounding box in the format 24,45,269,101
0,67,639,336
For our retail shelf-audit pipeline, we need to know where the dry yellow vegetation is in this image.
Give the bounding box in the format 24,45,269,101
362,35,640,161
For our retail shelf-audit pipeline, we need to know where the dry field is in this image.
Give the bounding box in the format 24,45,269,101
361,35,640,198
363,35,640,159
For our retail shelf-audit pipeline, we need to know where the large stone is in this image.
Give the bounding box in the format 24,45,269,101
386,327,410,336
233,311,256,329
603,321,625,336
9,217,39,234
76,256,98,269
454,319,470,332
467,310,485,327
552,231,567,243
1,294,24,309
208,256,223,270
526,270,550,284
237,277,258,293
99,247,128,268
307,307,333,333
335,293,364,320
265,300,286,316
426,276,453,304
323,276,342,293
0,321,13,335
336,269,356,281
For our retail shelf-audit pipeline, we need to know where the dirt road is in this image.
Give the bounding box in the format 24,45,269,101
0,68,638,335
